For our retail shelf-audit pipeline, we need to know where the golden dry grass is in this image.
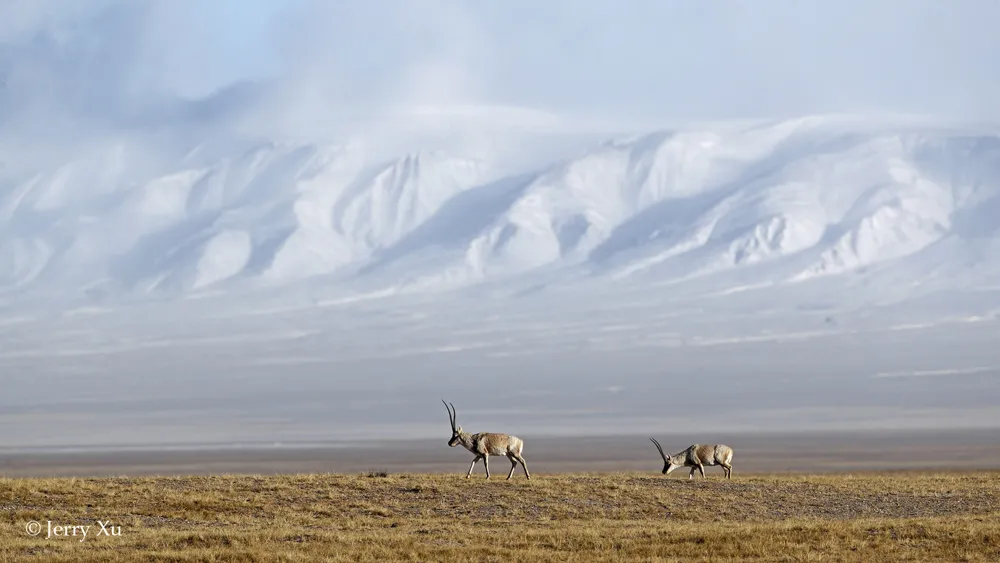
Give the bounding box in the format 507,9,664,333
2,470,999,562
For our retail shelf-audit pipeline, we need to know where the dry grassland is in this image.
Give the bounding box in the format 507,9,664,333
2,471,999,562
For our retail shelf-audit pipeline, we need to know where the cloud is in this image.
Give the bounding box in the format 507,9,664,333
0,0,277,132
0,0,115,43
3,0,1000,149
0,0,504,147
872,367,997,379
239,0,493,141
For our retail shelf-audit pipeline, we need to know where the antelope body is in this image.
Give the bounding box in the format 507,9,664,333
442,400,530,480
650,439,733,479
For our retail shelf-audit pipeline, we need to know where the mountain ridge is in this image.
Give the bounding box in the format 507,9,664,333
2,113,999,310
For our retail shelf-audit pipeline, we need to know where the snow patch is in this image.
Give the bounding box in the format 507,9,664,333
194,230,252,289
2,115,1000,305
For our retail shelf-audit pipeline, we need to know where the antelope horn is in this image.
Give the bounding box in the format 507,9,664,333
650,437,667,462
442,399,456,430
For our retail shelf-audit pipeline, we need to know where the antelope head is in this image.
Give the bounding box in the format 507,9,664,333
650,438,678,475
443,400,464,447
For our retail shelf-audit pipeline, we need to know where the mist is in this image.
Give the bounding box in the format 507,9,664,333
4,1,1000,139
1,1,1000,453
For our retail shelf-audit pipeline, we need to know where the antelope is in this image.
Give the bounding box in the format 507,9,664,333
442,400,530,480
650,438,734,479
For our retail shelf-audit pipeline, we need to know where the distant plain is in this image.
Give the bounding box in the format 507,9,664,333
3,429,999,478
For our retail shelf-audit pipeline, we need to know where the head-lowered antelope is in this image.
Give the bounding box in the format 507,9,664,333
442,400,530,480
650,439,734,479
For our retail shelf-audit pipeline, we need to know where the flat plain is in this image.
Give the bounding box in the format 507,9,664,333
3,430,1000,561
2,470,999,562
5,429,1000,477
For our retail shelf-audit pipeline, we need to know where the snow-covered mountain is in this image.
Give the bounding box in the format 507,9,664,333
2,114,999,310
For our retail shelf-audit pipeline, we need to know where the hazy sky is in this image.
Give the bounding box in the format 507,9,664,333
2,1,1000,450
2,0,1000,134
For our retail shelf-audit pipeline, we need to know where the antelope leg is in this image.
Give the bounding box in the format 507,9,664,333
467,456,480,478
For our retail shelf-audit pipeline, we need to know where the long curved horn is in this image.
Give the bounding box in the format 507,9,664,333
650,437,667,462
442,400,456,430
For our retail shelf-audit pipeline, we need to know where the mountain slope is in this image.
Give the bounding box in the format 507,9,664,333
360,117,1000,295
1,143,489,297
1,115,999,307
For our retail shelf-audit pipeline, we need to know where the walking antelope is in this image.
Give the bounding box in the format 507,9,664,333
649,438,734,479
442,400,530,480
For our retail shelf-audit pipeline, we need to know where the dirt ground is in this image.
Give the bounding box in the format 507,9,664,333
1,471,999,562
